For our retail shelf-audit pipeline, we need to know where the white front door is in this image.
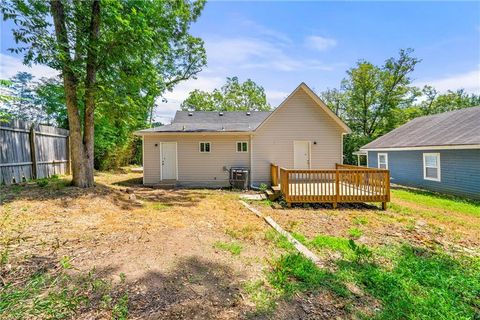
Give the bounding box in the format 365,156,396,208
161,142,177,180
294,141,310,169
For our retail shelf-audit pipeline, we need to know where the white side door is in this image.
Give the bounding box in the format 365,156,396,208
294,141,310,169
161,142,177,180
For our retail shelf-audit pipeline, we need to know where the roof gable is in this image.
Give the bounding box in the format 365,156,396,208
254,83,351,133
361,106,480,150
135,82,351,135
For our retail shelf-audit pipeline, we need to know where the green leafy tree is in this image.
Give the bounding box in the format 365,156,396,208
4,72,43,121
0,80,14,121
418,86,480,115
322,49,421,164
181,77,271,111
34,77,67,127
320,88,347,118
3,0,206,187
342,49,421,138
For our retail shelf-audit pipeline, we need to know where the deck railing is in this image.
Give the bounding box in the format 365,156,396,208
276,163,390,209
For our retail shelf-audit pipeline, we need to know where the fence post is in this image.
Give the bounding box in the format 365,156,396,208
29,124,37,180
67,135,71,175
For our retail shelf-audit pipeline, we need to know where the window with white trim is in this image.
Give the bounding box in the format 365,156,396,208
378,153,388,169
423,153,440,181
236,141,248,153
199,142,211,153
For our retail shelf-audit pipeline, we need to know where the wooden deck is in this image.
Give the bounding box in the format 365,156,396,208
271,163,390,209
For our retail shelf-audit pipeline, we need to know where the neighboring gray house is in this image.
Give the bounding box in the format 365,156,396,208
135,83,351,187
360,107,480,199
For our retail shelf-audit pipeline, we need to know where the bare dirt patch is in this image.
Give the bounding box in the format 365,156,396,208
1,172,275,319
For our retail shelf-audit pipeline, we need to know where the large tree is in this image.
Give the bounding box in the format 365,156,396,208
3,0,206,187
181,77,271,111
341,49,421,137
321,49,421,164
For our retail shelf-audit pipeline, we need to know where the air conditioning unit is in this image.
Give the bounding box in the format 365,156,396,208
229,167,249,190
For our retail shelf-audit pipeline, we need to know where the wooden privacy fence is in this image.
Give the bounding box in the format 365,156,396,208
272,163,390,209
0,119,70,185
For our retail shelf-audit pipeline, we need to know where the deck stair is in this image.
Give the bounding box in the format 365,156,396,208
265,185,282,201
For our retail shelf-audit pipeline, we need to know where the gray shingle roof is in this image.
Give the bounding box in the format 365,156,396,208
361,106,480,149
138,111,272,133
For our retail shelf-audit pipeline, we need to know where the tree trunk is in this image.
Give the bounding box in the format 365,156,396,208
83,0,101,187
50,0,92,187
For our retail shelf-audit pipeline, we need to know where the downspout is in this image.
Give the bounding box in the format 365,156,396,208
249,134,253,188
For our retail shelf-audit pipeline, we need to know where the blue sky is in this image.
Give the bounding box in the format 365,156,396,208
1,1,479,123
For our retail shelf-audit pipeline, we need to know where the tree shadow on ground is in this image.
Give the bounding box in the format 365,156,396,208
0,176,206,210
285,201,381,211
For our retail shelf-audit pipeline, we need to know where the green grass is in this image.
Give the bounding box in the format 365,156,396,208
348,227,363,239
392,188,480,217
243,280,278,315
309,235,352,254
268,253,349,298
213,241,243,256
263,224,480,319
264,230,294,251
336,245,480,319
353,216,368,225
151,203,171,210
263,242,480,319
0,260,128,319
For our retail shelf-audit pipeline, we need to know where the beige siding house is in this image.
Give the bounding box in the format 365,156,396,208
136,83,351,187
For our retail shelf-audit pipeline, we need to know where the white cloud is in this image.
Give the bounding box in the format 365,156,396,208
0,53,59,80
206,37,337,72
305,36,337,52
415,69,480,94
239,19,292,46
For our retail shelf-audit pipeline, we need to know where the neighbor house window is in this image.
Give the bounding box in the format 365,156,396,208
423,153,440,181
378,153,388,169
236,141,248,153
199,142,211,153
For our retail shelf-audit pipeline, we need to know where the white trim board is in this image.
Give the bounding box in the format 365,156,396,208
361,144,480,151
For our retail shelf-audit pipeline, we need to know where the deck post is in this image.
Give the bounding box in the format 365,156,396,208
382,202,387,210
334,169,339,209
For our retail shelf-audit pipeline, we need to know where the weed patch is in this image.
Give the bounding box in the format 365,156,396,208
0,259,128,319
151,203,171,210
353,216,368,225
348,227,363,239
214,241,243,256
264,230,294,251
268,253,349,298
243,280,278,315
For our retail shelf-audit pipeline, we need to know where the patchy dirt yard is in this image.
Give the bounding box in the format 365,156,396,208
1,172,479,319
1,172,274,319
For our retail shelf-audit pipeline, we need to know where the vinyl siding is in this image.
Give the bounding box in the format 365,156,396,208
368,149,480,200
143,134,250,186
251,89,344,185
